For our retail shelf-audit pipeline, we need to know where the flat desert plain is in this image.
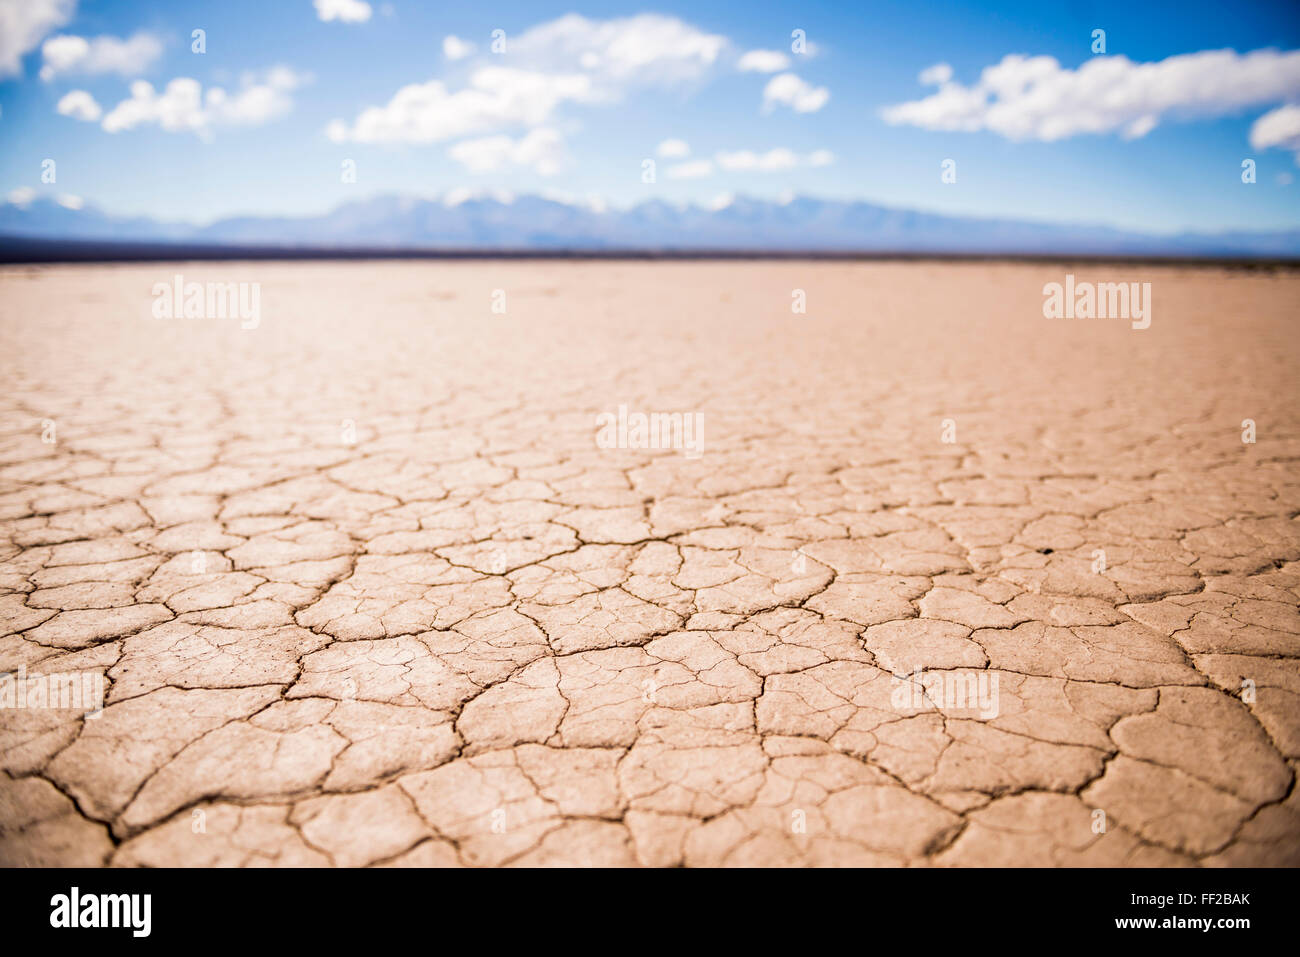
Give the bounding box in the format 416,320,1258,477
1,259,1298,867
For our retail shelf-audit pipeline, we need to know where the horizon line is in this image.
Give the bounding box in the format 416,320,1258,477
3,237,1298,267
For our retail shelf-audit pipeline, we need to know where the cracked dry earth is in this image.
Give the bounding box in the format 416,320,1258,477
1,259,1298,868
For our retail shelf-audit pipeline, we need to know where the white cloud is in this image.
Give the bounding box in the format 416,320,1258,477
715,147,798,171
39,32,162,81
0,0,74,76
7,186,36,206
103,78,205,134
327,67,595,143
708,192,734,210
102,67,308,135
329,15,728,147
449,127,567,175
56,88,100,121
443,35,476,60
206,66,310,125
314,0,371,23
666,159,714,179
737,49,789,73
656,137,690,158
713,147,834,171
882,48,1300,143
508,13,726,87
918,62,953,86
762,73,829,113
1251,103,1300,164
56,192,82,209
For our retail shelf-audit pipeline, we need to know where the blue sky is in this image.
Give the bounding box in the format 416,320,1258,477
1,0,1299,233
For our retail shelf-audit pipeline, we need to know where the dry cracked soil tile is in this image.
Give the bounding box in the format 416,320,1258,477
1,261,1298,866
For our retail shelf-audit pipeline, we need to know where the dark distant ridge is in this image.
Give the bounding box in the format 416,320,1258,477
5,236,1300,267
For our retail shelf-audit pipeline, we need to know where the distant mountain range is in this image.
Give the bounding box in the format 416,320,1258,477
2,193,1298,258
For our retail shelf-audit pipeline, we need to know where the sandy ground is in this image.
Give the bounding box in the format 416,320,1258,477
0,259,1298,867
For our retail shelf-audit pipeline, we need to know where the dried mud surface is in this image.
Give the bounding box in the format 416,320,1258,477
1,260,1297,867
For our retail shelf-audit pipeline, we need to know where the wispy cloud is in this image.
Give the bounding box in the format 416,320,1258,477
715,147,833,170
917,62,952,86
737,49,789,73
667,147,835,178
665,159,713,179
656,137,690,158
314,0,371,24
443,35,476,61
449,127,567,175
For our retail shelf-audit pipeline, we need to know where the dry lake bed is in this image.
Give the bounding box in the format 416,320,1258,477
1,259,1297,866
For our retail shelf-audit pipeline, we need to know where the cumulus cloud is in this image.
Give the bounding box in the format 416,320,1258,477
56,192,82,209
102,78,207,134
882,48,1300,142
39,32,162,81
0,0,74,76
656,137,690,158
443,35,475,60
737,49,789,73
449,127,567,175
327,67,595,144
7,186,36,205
1251,103,1300,164
507,13,726,86
328,15,729,146
666,159,713,179
55,88,100,121
762,73,829,113
101,67,308,135
314,0,371,23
